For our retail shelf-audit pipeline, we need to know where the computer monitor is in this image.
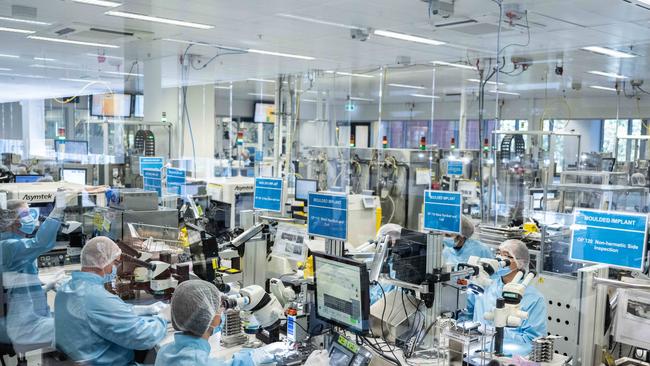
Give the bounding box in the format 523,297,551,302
90,93,132,118
295,178,318,202
14,175,43,183
313,252,370,334
54,140,88,161
133,94,144,118
60,168,87,185
390,228,428,285
601,157,616,172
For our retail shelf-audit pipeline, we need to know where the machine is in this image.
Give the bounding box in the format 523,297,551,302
205,176,255,234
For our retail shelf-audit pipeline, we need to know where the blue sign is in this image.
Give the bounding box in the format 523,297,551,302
166,168,186,195
143,168,162,197
447,160,463,176
308,192,348,240
570,209,648,271
139,156,164,176
254,177,284,212
423,190,462,234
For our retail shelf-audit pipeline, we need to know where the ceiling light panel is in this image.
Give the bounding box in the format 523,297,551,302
587,70,627,79
248,49,314,60
0,72,46,79
325,70,374,78
73,0,121,7
86,53,123,60
27,36,120,48
373,29,445,46
0,54,20,58
589,85,617,92
34,57,56,61
432,61,475,70
248,93,275,98
0,16,51,26
489,90,520,96
247,78,275,83
410,93,439,99
349,97,374,102
582,46,636,58
0,26,35,34
388,83,426,90
105,11,214,29
467,78,504,86
275,13,362,29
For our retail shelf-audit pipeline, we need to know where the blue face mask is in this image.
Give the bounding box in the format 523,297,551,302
497,266,513,277
213,311,226,335
18,215,36,235
443,237,455,248
103,265,117,283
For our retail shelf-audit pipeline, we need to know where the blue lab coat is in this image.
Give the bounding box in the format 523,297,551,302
0,218,60,349
55,271,167,366
443,238,493,265
465,277,548,356
156,333,263,366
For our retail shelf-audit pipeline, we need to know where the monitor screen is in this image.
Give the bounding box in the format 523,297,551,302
133,94,144,118
91,94,132,118
314,253,369,334
254,103,275,123
14,175,43,183
61,168,87,185
295,179,318,202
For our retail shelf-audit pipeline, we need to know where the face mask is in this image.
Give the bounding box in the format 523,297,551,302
18,214,36,235
213,311,226,335
443,237,455,248
103,265,117,283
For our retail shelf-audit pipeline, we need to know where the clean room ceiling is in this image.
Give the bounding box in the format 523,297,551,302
1,0,650,102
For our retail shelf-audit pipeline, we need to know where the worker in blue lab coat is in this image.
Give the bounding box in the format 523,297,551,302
443,215,493,265
463,239,547,356
156,280,271,366
55,236,168,366
0,199,63,351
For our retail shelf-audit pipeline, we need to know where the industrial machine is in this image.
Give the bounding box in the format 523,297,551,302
205,176,255,234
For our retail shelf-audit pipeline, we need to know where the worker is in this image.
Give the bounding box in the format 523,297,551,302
463,239,547,356
156,280,264,366
55,236,168,366
443,215,493,265
0,199,63,350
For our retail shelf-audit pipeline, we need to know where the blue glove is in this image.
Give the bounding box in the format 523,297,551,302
232,350,255,366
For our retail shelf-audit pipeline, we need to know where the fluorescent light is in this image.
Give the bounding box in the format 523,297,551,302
587,70,627,79
349,97,374,102
432,60,475,70
582,46,636,58
410,93,439,99
0,26,35,34
34,57,56,61
489,90,520,96
301,99,318,103
214,85,232,90
86,53,123,60
373,29,445,46
589,85,618,92
103,71,143,77
29,64,77,70
248,92,275,98
0,68,12,71
0,16,51,26
73,0,121,7
639,0,650,5
0,54,19,59
60,77,107,83
276,13,362,29
0,72,46,79
248,48,314,60
105,11,214,29
388,83,426,90
27,35,119,48
468,78,504,86
247,78,275,83
324,70,374,78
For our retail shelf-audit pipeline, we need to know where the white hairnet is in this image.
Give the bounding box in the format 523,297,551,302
0,200,27,230
460,215,475,239
499,239,529,271
81,236,122,269
171,280,222,337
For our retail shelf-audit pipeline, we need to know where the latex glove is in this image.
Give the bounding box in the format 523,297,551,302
42,273,68,292
132,301,169,316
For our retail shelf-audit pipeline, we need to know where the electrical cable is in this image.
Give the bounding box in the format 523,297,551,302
378,284,402,365
53,80,114,104
499,10,531,56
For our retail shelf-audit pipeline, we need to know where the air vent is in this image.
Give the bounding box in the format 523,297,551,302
55,27,76,36
89,28,135,37
11,5,37,19
445,92,461,97
435,19,478,28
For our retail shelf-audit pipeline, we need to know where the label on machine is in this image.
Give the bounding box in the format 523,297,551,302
143,169,162,197
423,190,462,234
447,160,464,176
570,209,648,271
308,192,348,241
253,177,284,212
139,156,164,176
166,167,186,195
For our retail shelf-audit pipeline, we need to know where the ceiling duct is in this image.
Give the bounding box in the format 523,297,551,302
44,22,153,42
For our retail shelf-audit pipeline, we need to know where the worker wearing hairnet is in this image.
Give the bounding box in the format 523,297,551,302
0,199,63,350
462,239,547,356
156,280,270,366
443,215,493,265
55,236,168,366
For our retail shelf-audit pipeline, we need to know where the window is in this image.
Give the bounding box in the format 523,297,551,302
602,119,638,162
